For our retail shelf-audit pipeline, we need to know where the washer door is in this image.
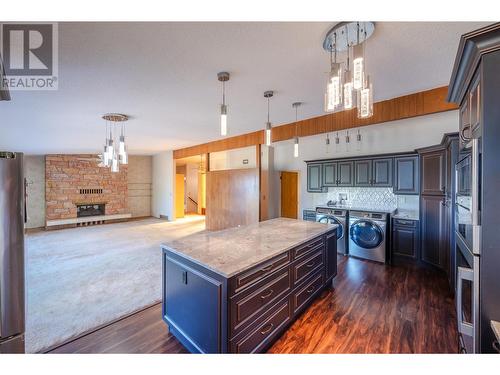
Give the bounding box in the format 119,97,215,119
318,215,344,239
349,219,383,249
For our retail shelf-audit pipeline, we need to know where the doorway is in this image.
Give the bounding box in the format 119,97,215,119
175,154,207,219
280,171,299,219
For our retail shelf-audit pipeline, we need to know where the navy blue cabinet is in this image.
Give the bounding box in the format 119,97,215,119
162,230,337,353
394,155,419,194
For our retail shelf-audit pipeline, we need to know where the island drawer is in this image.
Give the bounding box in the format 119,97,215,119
293,237,324,260
229,252,291,295
293,248,324,286
229,268,291,337
229,299,291,353
292,271,324,314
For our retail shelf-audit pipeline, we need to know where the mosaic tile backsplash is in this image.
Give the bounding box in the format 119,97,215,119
311,187,419,214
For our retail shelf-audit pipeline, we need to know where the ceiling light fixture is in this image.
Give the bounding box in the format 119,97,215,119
0,53,11,101
218,72,230,136
323,22,375,119
100,113,129,172
292,102,302,158
264,90,274,146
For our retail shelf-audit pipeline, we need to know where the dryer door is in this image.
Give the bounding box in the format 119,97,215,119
349,219,383,249
318,215,344,240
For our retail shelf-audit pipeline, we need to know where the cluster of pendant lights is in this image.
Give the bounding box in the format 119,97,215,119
324,21,375,118
216,22,374,158
100,113,128,172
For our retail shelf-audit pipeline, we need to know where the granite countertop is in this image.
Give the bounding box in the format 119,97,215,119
316,204,397,215
392,210,419,220
492,321,500,343
162,218,337,278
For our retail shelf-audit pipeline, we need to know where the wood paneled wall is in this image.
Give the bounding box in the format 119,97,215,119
173,86,457,159
205,168,260,231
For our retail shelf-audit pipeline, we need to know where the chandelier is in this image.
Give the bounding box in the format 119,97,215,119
323,22,375,119
99,113,129,172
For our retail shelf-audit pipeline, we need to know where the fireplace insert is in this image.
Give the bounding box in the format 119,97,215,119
77,204,105,218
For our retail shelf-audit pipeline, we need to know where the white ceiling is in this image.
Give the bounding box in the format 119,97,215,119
0,22,489,155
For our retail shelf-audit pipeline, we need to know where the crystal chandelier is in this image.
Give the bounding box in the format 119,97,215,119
99,113,129,172
323,22,375,119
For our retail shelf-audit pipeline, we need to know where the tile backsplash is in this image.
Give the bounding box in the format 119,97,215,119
311,187,419,213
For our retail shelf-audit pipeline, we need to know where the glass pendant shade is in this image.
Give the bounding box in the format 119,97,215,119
293,137,299,158
325,62,343,112
107,139,114,160
103,145,110,167
119,135,126,155
357,75,374,119
120,146,128,165
352,43,364,90
265,122,272,146
111,153,119,173
220,104,227,136
343,70,356,110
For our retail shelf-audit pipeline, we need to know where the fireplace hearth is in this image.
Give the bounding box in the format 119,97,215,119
77,203,105,218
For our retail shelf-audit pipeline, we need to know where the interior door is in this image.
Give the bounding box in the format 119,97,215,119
281,171,298,219
175,174,185,218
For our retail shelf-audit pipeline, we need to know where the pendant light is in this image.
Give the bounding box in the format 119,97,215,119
356,129,362,151
292,102,302,158
264,90,274,146
324,33,343,113
217,72,230,136
101,113,129,172
322,22,375,118
325,133,331,154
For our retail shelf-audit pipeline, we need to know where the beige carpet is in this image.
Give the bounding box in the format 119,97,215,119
25,216,205,353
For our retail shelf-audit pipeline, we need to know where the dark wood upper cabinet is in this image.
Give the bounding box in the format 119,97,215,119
394,155,419,194
322,162,337,187
307,163,323,192
420,150,445,196
354,160,372,187
420,195,447,268
337,161,354,187
372,158,393,187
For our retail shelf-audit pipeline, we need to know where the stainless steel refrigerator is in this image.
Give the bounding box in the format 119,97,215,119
0,152,25,353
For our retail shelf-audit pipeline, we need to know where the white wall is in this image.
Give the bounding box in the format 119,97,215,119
209,146,257,170
271,110,459,217
152,150,175,220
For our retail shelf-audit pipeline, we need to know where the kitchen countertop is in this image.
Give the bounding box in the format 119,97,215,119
392,210,419,220
162,217,337,278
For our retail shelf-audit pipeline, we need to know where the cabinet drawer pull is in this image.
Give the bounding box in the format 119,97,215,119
260,323,274,335
260,264,274,273
260,289,274,300
306,285,316,294
305,261,316,268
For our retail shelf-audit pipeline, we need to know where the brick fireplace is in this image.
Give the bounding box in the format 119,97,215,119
45,154,129,226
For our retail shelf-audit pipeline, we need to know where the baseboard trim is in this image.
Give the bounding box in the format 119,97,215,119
43,301,161,354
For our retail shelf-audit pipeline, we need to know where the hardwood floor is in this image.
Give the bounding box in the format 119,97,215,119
49,255,457,354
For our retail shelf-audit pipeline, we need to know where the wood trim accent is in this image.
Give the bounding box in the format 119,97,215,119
174,131,263,160
173,86,457,159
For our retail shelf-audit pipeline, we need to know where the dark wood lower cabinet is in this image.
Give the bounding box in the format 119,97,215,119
391,218,420,264
420,195,447,268
162,230,337,353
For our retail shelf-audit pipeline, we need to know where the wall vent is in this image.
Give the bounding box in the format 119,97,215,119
79,188,103,195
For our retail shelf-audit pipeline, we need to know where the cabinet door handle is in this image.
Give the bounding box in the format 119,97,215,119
260,289,274,300
305,261,316,268
260,323,274,335
306,285,316,294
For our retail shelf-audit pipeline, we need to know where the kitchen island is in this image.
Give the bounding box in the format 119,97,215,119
161,218,337,353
